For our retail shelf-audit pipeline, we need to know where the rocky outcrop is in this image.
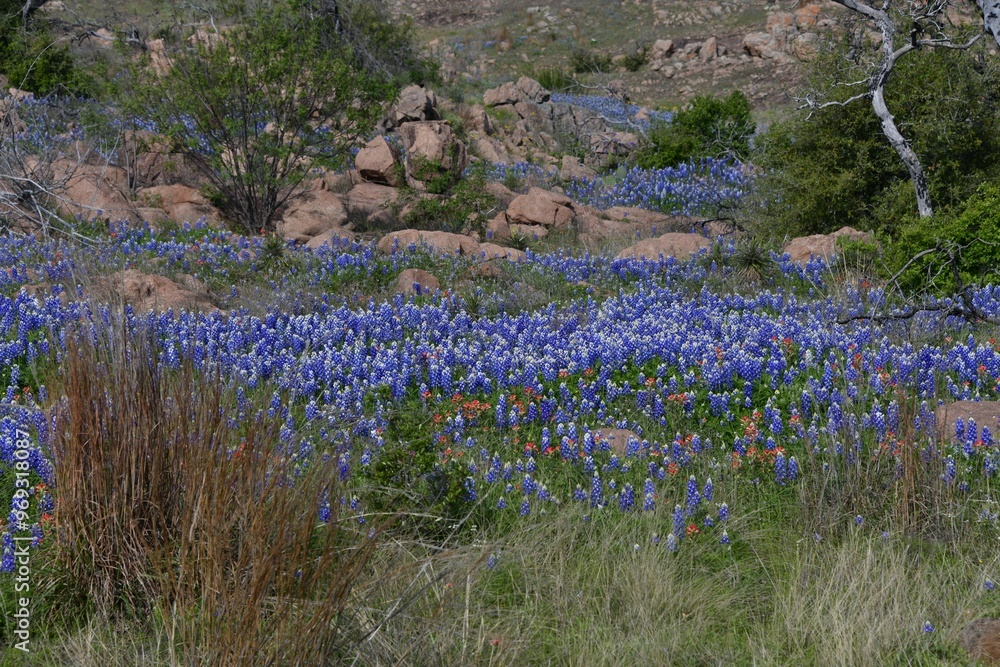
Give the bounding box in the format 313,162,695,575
277,180,350,244
55,162,140,224
96,269,218,314
483,76,551,107
505,187,575,229
355,136,401,186
399,121,469,191
616,232,711,261
377,229,481,256
783,227,873,265
479,243,527,262
389,85,440,127
138,184,222,227
742,5,826,62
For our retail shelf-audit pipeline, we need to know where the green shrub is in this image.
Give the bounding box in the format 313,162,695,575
402,173,497,233
0,3,91,96
120,0,396,233
884,184,1000,296
621,46,648,73
535,67,575,92
635,91,754,169
753,40,1000,238
570,48,613,74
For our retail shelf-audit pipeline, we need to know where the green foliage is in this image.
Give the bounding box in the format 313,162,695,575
885,184,1000,295
754,39,1000,238
120,0,396,234
635,91,754,169
621,46,649,73
570,48,613,74
402,173,498,233
0,2,91,95
534,67,575,93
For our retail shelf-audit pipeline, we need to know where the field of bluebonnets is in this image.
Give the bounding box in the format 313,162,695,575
3,88,1000,663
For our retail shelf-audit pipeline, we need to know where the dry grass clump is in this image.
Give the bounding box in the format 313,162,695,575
47,317,378,665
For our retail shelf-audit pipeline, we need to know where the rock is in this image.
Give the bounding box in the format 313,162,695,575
510,223,548,239
616,232,711,261
392,85,439,125
935,401,1000,443
960,618,1000,664
355,136,401,186
138,184,222,227
399,121,468,191
483,76,550,107
96,269,217,314
343,182,400,216
136,207,171,227
377,230,482,256
55,162,140,223
479,243,527,262
794,4,822,29
560,155,597,181
515,76,550,104
278,180,349,243
486,212,511,241
396,268,440,296
792,32,820,61
591,428,642,455
699,37,718,62
782,227,873,265
651,39,675,60
743,32,779,58
146,38,171,76
506,187,575,228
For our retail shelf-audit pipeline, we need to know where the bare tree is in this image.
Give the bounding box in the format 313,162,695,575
797,0,982,218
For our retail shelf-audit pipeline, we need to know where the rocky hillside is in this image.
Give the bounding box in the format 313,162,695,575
386,0,844,109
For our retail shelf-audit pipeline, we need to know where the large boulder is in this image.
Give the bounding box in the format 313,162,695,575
399,121,468,191
783,227,873,265
377,230,481,257
616,232,711,261
55,161,140,223
138,184,222,227
95,269,217,314
355,136,401,187
483,76,550,107
277,179,349,244
396,268,440,296
343,182,400,216
506,187,575,229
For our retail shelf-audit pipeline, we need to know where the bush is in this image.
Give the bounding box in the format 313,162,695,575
570,48,613,74
0,2,91,95
884,184,1000,296
753,39,1000,238
622,46,649,73
401,172,498,233
635,91,754,169
534,67,575,93
121,0,398,234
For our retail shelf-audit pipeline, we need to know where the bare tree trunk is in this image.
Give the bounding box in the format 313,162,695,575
871,16,933,217
977,0,1000,47
21,0,50,25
